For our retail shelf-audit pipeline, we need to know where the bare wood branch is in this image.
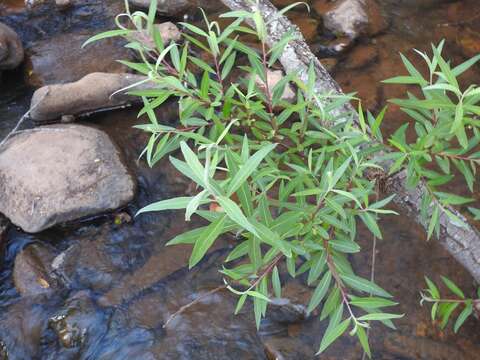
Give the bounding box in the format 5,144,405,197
220,0,480,282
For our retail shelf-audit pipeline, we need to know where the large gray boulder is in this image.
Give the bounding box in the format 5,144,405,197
0,124,136,233
0,22,24,70
29,72,153,123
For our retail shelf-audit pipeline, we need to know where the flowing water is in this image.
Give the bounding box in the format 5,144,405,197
1,0,480,359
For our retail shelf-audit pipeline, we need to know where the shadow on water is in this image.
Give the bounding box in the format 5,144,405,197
1,0,480,359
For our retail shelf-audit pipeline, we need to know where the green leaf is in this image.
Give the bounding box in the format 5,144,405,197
136,197,196,215
307,252,327,285
317,318,351,355
217,196,259,237
441,276,465,299
235,293,247,314
82,29,131,48
357,313,404,321
440,302,459,329
180,142,208,189
427,205,439,240
167,226,206,245
227,143,276,196
307,271,332,314
356,326,371,358
341,274,393,298
425,276,440,299
272,266,282,298
349,296,398,309
454,303,473,333
189,215,227,268
359,212,382,239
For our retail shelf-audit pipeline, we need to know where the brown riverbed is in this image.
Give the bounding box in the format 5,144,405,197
1,0,480,359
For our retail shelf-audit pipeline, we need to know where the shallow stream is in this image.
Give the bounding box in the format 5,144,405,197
1,0,480,359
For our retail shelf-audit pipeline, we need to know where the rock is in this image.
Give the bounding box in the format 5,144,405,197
29,72,154,123
322,0,387,39
128,0,191,17
255,70,296,103
267,298,308,324
289,13,319,42
55,0,73,9
49,291,96,349
0,22,24,70
320,57,338,73
0,216,7,267
26,33,131,87
0,341,6,360
323,0,367,39
384,333,480,360
0,124,136,233
458,31,480,59
344,43,378,69
13,243,57,296
131,22,182,49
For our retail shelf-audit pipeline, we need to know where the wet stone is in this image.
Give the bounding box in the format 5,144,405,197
25,32,131,87
0,124,137,233
49,291,95,349
344,43,379,70
13,243,57,297
0,22,23,71
29,72,154,123
128,0,191,17
0,341,7,360
0,216,8,267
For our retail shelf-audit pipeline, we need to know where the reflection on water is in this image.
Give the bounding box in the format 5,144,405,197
1,0,480,358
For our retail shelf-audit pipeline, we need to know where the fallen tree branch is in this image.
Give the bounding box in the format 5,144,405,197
220,0,480,282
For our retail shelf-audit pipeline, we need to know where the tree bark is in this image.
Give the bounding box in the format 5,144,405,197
220,0,480,282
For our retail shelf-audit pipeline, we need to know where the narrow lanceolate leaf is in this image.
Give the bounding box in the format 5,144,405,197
424,276,440,299
82,29,131,47
356,326,371,358
357,313,404,321
341,274,393,298
441,276,465,299
167,226,207,246
227,143,277,196
349,296,398,309
189,215,226,268
317,318,351,355
427,205,439,240
180,142,207,188
217,196,259,237
307,271,332,314
136,197,196,215
454,303,473,333
272,266,282,298
359,212,382,239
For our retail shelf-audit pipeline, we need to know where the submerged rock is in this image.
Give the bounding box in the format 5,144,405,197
13,243,57,296
0,22,24,70
26,33,131,87
132,22,182,49
128,0,191,16
323,0,367,39
49,291,96,349
322,0,387,39
29,72,153,123
0,124,136,233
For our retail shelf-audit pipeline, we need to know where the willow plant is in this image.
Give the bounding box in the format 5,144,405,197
84,0,480,356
